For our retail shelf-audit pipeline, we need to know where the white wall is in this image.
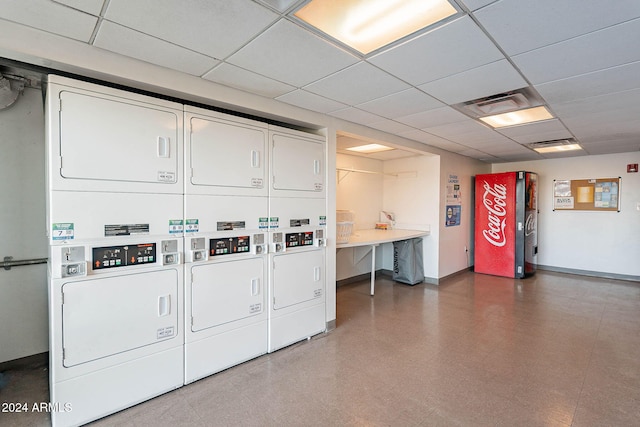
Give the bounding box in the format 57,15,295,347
0,87,48,363
336,154,384,230
439,153,491,278
493,152,640,279
335,154,384,281
382,155,440,279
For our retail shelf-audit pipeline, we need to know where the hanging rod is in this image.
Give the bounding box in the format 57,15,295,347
2,256,48,271
337,167,397,184
336,167,416,183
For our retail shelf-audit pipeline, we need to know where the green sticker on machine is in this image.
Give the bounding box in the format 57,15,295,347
169,219,184,234
185,219,199,233
52,223,74,240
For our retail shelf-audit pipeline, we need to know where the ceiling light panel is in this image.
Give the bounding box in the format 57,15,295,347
294,0,458,54
346,143,394,153
533,143,582,154
479,106,554,128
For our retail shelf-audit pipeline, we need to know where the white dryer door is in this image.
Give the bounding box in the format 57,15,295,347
61,269,179,367
271,134,324,192
58,91,180,184
272,250,324,310
189,117,266,189
190,258,265,332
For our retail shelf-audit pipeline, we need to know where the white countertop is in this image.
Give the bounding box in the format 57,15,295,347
336,228,429,248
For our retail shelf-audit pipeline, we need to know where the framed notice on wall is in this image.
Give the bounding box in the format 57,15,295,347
553,177,621,211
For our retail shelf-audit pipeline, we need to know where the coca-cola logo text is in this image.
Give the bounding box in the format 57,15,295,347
525,212,536,236
481,181,507,247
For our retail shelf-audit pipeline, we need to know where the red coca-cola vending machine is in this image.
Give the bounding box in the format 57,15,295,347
474,171,538,278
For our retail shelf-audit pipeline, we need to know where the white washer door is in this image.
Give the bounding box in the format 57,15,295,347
272,250,324,310
190,258,265,332
62,269,179,367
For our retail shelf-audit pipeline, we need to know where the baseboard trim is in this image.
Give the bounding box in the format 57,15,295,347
0,352,47,372
537,265,640,283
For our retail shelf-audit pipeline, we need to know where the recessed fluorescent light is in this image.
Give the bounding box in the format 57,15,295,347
346,143,394,153
533,143,582,154
479,106,554,128
294,0,457,54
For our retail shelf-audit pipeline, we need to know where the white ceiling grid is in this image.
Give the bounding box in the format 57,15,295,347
1,0,639,162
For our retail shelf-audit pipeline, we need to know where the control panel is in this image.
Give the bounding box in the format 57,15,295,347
285,231,314,248
92,243,156,270
210,236,250,257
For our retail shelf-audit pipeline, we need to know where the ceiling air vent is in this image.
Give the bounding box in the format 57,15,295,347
462,91,530,117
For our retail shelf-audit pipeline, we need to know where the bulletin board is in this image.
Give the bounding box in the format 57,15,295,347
553,177,621,211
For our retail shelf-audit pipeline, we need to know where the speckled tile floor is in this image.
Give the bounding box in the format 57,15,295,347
1,270,639,426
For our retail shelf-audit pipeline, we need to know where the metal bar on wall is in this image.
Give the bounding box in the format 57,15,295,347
2,256,48,271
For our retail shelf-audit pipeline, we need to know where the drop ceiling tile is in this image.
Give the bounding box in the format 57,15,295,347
396,106,468,129
497,119,572,144
257,0,299,12
304,62,410,106
423,118,493,140
227,19,358,88
276,89,348,113
474,0,640,55
493,152,542,162
203,63,294,98
418,138,468,153
552,88,640,120
369,16,504,86
536,61,640,105
418,60,527,104
568,119,640,142
367,119,416,135
105,0,278,58
0,0,97,41
453,132,515,147
329,108,385,126
512,18,640,85
457,148,500,160
95,21,219,76
356,88,443,119
581,139,640,155
459,0,497,11
52,0,104,15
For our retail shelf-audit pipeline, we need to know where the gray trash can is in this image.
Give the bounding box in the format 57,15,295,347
393,238,424,285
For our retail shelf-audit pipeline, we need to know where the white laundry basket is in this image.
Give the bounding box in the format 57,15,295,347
336,210,355,244
336,221,354,244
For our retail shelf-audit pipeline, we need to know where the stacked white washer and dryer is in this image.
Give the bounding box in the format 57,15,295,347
45,75,328,426
267,126,327,352
183,106,270,384
46,76,185,426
